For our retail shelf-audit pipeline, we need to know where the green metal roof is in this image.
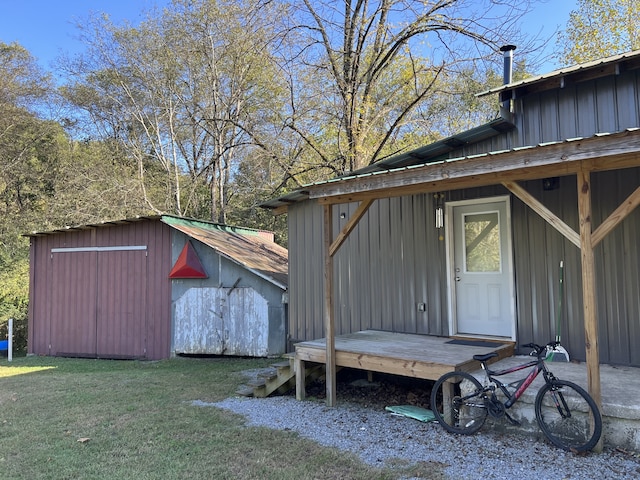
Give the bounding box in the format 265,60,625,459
25,214,288,289
160,214,273,238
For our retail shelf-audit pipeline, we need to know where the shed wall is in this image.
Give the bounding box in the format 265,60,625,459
170,232,287,356
28,220,172,360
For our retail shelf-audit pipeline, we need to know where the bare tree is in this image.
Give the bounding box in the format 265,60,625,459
284,0,536,173
62,0,288,223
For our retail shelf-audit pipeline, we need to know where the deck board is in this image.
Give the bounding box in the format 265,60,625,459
294,330,514,400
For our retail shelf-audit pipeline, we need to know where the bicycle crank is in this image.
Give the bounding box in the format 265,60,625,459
487,397,506,418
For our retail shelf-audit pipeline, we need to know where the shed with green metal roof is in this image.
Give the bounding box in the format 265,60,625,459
27,215,288,359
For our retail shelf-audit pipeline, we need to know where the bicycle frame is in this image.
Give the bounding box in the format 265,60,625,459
482,356,550,409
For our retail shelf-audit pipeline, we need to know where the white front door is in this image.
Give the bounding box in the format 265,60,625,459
449,198,515,338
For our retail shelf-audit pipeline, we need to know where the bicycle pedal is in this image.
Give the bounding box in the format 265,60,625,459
505,412,520,426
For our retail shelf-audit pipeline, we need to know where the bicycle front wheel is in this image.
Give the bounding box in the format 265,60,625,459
535,379,602,452
430,371,487,435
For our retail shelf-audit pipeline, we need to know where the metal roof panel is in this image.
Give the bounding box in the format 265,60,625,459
477,49,640,98
162,217,288,290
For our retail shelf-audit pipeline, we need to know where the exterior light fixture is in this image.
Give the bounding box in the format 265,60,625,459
434,193,444,229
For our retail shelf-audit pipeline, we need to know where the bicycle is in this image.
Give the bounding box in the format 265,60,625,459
430,341,602,452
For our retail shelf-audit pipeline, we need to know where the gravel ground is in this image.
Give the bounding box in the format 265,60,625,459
204,393,640,480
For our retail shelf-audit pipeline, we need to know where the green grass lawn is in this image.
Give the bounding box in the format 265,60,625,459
0,355,436,479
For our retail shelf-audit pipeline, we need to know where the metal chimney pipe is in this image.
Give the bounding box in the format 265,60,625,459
500,44,516,85
500,45,516,114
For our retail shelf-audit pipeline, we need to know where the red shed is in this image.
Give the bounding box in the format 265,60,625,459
26,215,288,360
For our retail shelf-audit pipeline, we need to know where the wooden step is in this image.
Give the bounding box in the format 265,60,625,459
237,354,314,398
246,378,267,388
270,360,292,369
258,370,278,382
235,385,256,397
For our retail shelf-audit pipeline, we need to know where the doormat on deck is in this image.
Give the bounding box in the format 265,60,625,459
385,405,436,423
445,339,504,348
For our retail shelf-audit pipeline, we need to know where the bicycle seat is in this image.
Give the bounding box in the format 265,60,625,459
473,352,498,362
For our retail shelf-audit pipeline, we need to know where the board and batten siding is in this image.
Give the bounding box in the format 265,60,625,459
28,219,172,360
169,230,287,357
173,286,270,356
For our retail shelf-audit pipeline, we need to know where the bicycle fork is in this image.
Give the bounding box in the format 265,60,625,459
540,369,574,419
548,385,573,419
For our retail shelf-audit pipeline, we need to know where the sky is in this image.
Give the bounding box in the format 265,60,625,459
0,0,165,66
0,0,578,74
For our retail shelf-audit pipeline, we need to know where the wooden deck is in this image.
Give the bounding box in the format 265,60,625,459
294,330,514,400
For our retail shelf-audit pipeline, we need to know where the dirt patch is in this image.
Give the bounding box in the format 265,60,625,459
303,368,434,410
237,365,435,410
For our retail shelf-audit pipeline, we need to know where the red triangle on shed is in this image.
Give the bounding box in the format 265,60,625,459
169,241,208,278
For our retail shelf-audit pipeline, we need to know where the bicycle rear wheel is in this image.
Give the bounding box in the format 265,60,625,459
535,379,602,452
430,371,488,435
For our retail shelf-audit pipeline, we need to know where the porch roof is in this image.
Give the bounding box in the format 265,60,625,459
262,127,640,211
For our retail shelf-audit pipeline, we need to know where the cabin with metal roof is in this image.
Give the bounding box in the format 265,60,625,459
26,215,288,359
263,48,640,417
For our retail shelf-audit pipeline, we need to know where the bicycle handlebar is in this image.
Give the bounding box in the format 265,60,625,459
522,341,560,358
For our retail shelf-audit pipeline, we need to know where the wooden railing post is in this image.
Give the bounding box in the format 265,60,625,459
577,170,603,451
323,204,336,407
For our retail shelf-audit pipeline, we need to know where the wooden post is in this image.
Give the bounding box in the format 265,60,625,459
443,380,454,425
323,204,337,407
577,170,603,451
295,355,306,400
8,318,13,362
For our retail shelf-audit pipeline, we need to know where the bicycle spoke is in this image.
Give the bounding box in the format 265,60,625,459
535,380,602,452
431,371,488,435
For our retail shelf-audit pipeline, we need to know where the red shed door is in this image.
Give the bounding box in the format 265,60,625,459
48,246,148,359
49,251,98,357
96,249,147,358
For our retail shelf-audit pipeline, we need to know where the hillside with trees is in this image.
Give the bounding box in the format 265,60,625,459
1,0,552,350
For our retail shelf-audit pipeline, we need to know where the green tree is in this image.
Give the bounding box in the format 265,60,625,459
0,42,51,108
0,43,57,346
48,139,155,225
557,0,640,65
0,43,57,253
